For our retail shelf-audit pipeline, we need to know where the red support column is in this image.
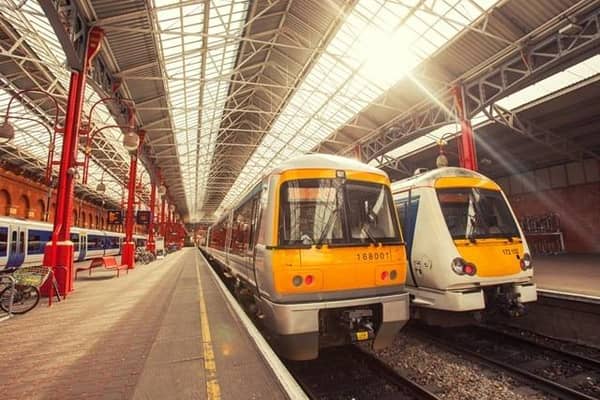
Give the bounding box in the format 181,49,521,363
146,181,156,253
453,85,478,171
122,132,144,268
160,197,166,239
42,27,104,297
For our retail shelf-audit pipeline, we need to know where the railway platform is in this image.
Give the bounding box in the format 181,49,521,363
0,248,297,400
533,254,600,298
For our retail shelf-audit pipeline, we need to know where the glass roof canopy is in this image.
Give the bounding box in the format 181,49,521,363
0,0,150,205
218,0,498,214
2,0,594,223
154,0,249,221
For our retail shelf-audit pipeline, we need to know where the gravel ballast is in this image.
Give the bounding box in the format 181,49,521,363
372,330,554,400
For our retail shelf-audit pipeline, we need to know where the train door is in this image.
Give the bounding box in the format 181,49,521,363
249,194,262,291
0,225,9,269
79,234,88,261
6,225,25,269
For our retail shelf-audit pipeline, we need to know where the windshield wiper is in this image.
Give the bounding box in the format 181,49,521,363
467,215,478,243
361,224,379,246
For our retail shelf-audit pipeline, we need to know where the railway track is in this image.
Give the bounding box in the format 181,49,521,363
285,345,441,400
416,324,600,400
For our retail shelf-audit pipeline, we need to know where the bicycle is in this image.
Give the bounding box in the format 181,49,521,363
0,266,52,314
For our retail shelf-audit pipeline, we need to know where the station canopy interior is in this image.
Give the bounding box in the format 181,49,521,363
0,0,598,224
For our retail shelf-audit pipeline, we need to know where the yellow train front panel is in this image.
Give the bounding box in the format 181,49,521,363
271,245,407,294
454,238,524,278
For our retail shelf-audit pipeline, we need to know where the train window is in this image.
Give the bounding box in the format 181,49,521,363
88,234,103,250
345,182,399,242
0,227,7,257
28,229,52,255
231,198,254,256
437,188,520,240
279,179,400,247
70,233,79,245
209,217,229,251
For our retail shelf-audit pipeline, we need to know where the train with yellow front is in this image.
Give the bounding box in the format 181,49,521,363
203,154,410,360
391,167,536,318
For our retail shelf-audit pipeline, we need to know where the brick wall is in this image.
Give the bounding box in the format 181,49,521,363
509,182,600,253
0,168,146,234
497,159,600,253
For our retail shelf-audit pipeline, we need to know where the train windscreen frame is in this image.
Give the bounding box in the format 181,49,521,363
436,187,520,241
278,178,400,247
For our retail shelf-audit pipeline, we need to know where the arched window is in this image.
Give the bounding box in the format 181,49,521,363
17,194,30,218
95,215,99,228
73,210,78,226
101,217,105,230
0,190,10,216
81,213,86,227
37,199,45,221
88,213,93,228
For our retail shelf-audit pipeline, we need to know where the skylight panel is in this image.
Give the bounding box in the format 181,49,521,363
219,0,500,213
3,1,133,198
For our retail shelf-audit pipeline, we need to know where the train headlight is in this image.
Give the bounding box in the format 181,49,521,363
520,253,532,270
292,275,303,287
451,258,467,275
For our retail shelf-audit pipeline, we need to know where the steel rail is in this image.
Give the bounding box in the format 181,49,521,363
417,326,599,400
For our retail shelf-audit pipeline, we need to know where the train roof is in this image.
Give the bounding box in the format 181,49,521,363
270,154,387,177
391,167,496,191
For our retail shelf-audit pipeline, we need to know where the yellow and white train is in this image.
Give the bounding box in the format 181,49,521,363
204,154,410,360
391,167,537,317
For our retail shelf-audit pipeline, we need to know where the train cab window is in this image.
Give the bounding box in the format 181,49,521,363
345,182,398,242
70,233,80,246
0,227,7,257
437,188,520,240
279,179,400,247
27,229,52,255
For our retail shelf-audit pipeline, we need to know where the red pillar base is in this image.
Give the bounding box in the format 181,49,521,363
146,241,155,254
41,242,74,296
122,242,135,269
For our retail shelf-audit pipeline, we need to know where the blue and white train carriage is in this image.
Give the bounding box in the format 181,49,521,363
0,216,143,270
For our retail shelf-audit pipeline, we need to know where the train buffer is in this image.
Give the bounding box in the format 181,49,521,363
75,257,129,279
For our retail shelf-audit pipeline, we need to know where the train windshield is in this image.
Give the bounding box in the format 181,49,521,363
278,179,400,247
437,188,520,240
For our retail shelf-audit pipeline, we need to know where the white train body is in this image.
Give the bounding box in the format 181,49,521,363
0,216,143,270
391,167,537,314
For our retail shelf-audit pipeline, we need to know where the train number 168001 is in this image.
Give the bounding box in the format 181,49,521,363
356,251,391,262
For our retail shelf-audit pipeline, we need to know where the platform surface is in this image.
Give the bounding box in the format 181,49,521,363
0,248,286,400
533,253,600,297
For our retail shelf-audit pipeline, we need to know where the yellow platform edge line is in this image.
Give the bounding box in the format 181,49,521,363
195,253,221,400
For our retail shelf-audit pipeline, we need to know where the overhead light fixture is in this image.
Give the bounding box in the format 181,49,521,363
559,23,582,36
158,184,167,196
0,121,15,144
123,130,139,152
96,181,106,193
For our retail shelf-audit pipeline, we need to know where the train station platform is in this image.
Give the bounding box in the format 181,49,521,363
0,248,296,400
533,253,600,298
